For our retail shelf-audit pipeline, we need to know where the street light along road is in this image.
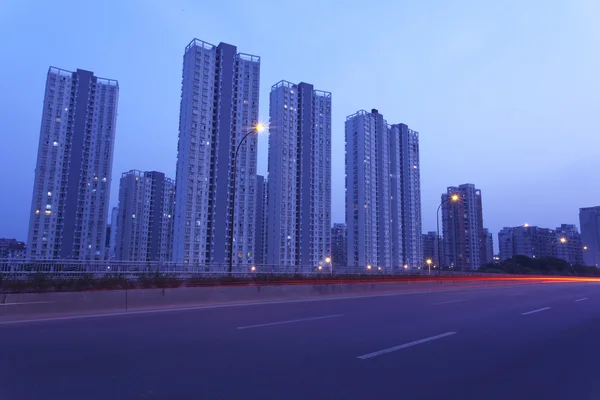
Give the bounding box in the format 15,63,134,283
228,123,266,275
436,193,459,274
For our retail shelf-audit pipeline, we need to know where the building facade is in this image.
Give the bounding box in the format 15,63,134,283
421,231,442,268
266,81,332,271
442,184,485,270
579,206,600,267
173,39,260,266
483,228,494,265
513,226,555,259
345,109,422,271
498,227,514,261
27,67,118,260
555,224,583,265
331,223,347,268
108,206,118,259
115,170,175,262
254,175,268,266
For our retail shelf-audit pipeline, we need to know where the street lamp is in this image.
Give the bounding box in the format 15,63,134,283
560,237,567,244
426,258,432,275
437,193,459,275
324,256,332,274
228,123,266,274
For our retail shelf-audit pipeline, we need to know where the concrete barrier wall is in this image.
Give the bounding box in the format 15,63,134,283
0,279,534,323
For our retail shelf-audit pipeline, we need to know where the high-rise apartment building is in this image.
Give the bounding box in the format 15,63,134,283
331,223,347,268
345,109,422,270
346,110,391,270
442,184,485,270
483,228,494,265
579,207,600,267
27,68,118,260
115,171,175,262
555,224,583,265
173,39,260,266
422,231,442,268
389,123,422,269
254,175,268,266
266,81,332,270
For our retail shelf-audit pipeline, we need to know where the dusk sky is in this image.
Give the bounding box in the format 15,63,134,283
1,0,599,244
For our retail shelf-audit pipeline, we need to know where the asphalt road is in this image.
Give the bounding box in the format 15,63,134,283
1,282,600,400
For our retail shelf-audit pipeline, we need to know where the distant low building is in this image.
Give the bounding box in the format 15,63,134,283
498,225,556,261
555,224,583,265
0,238,26,259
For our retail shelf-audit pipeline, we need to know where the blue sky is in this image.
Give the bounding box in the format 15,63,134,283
1,0,599,245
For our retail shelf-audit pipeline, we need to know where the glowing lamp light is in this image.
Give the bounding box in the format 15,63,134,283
451,194,459,202
366,265,372,270
255,123,266,133
250,266,256,272
325,256,331,264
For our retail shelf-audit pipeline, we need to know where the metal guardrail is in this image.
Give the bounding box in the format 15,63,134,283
0,259,475,279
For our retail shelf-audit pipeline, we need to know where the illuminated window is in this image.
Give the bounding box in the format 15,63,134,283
45,210,51,216
45,204,52,210
53,141,59,147
48,191,52,197
35,209,40,215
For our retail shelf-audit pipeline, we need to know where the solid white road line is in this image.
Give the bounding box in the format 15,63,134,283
431,299,466,305
236,314,343,330
575,298,588,302
358,332,458,360
0,301,52,306
522,307,551,315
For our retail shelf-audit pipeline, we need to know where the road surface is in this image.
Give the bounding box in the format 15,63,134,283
1,282,600,399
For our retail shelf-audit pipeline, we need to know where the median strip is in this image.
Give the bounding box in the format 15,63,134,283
358,332,457,360
236,314,344,330
522,307,551,315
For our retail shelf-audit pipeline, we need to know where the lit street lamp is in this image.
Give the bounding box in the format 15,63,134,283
325,256,332,274
228,123,266,274
437,194,459,275
560,237,567,244
426,258,432,275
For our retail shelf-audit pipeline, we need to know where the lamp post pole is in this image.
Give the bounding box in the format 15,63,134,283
437,194,459,275
228,125,264,275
